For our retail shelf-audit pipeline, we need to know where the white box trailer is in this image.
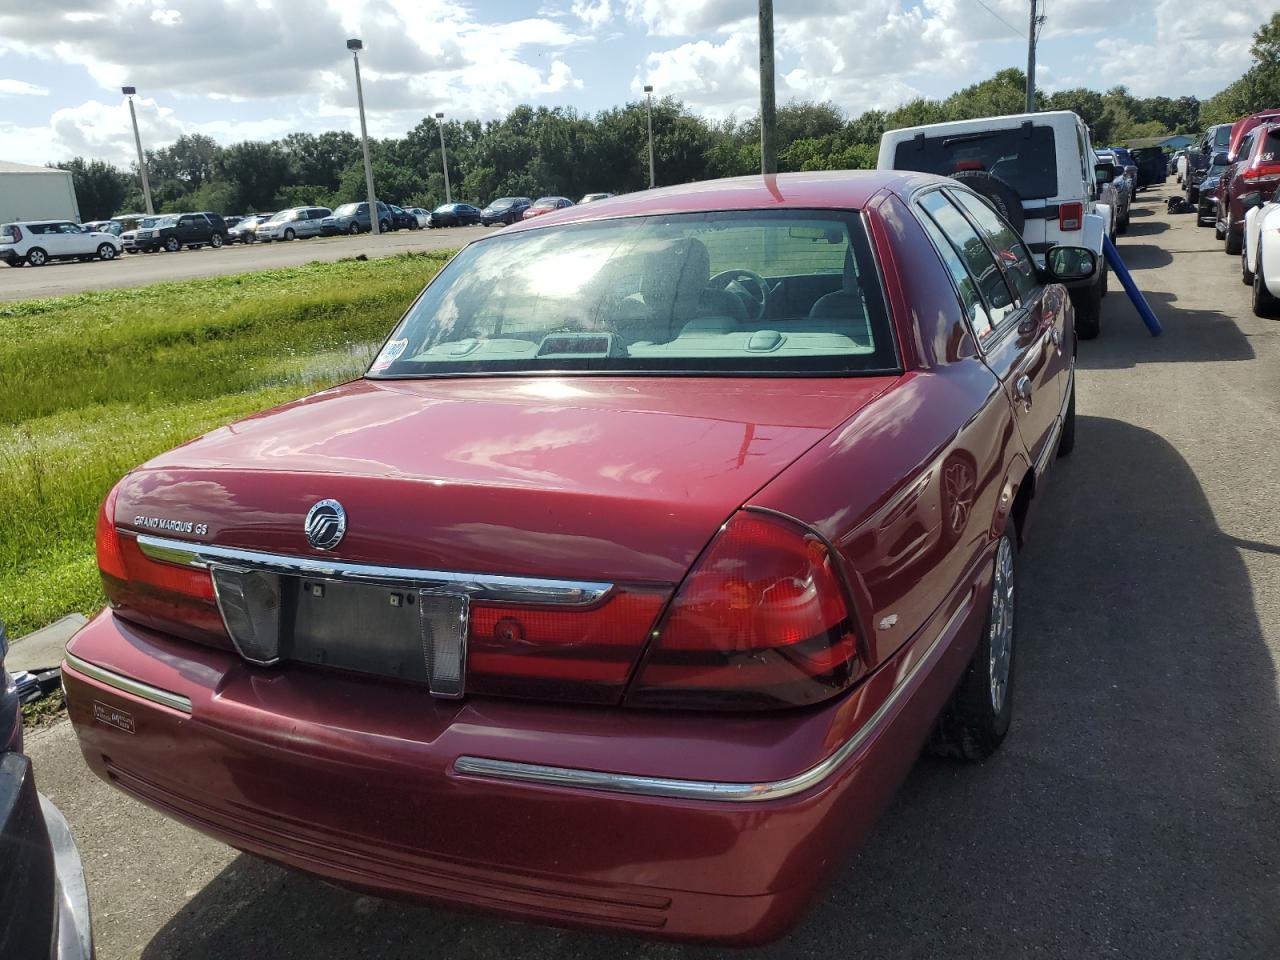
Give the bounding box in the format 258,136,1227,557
0,161,81,223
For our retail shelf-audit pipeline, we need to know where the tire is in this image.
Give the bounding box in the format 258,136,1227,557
284,228,295,241
948,170,1025,233
25,247,47,267
1056,381,1075,458
97,243,116,261
164,236,180,252
1117,213,1129,235
931,524,1018,761
1225,225,1242,256
210,233,223,248
348,223,360,235
1071,275,1102,340
379,220,390,233
1242,245,1255,286
1254,250,1280,318
1099,258,1109,297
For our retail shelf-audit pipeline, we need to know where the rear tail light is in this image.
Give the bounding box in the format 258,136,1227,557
3,226,21,242
625,511,862,710
97,484,230,648
1242,165,1280,184
1059,202,1083,231
467,590,669,705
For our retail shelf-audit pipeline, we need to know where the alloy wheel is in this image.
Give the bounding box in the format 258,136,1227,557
988,536,1015,714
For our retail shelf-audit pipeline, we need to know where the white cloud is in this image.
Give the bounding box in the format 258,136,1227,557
0,78,49,96
571,0,613,30
149,8,182,27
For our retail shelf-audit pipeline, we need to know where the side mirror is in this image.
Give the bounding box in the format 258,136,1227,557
1045,246,1098,282
1094,163,1114,184
1239,191,1264,210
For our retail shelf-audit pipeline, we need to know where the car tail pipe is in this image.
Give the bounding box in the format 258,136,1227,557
1104,235,1162,337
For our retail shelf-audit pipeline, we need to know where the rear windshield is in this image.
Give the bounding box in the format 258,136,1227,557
1261,129,1280,162
335,204,358,216
369,210,896,377
894,125,1058,200
1214,126,1233,149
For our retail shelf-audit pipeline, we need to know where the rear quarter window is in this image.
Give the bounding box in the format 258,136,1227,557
894,125,1058,200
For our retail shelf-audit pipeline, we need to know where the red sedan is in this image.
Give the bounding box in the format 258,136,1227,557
521,195,574,219
64,171,1093,945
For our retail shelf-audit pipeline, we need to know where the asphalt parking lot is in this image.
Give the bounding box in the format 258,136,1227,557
22,183,1280,959
0,225,489,301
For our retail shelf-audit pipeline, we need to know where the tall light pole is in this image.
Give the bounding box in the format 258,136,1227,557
121,86,154,214
435,112,451,203
347,38,380,235
643,85,656,188
1025,0,1046,113
758,0,777,175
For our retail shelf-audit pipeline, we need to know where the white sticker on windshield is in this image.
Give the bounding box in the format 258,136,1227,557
371,338,408,372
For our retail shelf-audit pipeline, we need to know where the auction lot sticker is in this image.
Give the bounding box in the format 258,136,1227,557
93,701,136,734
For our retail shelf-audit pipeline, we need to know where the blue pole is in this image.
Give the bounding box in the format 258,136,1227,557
1103,235,1162,336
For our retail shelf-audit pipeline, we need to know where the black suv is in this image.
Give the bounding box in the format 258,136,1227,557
135,211,229,252
1186,124,1234,204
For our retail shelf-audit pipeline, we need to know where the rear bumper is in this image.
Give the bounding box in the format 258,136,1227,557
63,578,985,944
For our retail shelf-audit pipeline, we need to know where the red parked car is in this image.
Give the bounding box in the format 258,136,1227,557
63,171,1093,945
1216,121,1280,255
521,195,573,219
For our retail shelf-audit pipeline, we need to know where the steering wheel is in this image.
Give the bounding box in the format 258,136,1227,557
708,269,770,321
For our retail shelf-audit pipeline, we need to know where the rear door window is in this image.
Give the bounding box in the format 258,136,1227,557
894,125,1058,200
917,211,995,342
918,190,1017,330
950,189,1039,306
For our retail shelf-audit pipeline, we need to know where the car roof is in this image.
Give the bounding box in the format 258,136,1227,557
503,170,930,233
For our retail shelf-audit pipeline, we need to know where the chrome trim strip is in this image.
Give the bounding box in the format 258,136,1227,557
135,534,613,606
63,652,193,714
454,593,975,802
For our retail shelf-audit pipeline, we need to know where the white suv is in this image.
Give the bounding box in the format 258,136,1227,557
0,220,124,267
878,110,1110,338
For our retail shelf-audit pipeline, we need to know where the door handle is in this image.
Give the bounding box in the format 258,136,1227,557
1014,375,1033,410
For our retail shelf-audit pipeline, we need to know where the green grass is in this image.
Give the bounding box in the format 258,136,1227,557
0,252,450,637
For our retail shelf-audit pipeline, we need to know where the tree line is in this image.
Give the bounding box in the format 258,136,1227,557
58,14,1280,223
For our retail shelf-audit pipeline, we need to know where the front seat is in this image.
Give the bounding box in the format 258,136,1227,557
625,237,712,342
808,247,872,345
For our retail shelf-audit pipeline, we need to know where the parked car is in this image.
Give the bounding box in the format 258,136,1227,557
1170,149,1187,180
133,212,228,252
480,196,531,226
521,196,574,220
385,205,419,231
1095,151,1131,234
429,203,483,227
81,220,123,236
255,206,333,242
579,192,615,204
1186,124,1234,203
1228,108,1280,160
64,168,1092,947
321,201,394,235
1215,122,1280,255
404,207,432,229
1129,147,1169,190
879,109,1109,338
1243,197,1280,317
227,214,269,244
1195,154,1232,226
2,620,95,960
0,220,123,266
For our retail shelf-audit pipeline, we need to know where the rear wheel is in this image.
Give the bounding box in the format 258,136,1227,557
1254,249,1280,318
348,223,360,235
932,525,1018,760
379,220,390,233
1071,276,1102,340
210,233,223,248
97,243,116,261
25,247,47,267
1242,245,1255,286
1225,219,1242,256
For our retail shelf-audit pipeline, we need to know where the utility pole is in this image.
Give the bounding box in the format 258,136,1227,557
1025,0,1044,113
435,112,451,203
122,87,154,214
643,85,656,188
759,0,777,174
348,39,380,235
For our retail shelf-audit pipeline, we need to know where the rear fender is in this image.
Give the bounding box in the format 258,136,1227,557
991,453,1033,547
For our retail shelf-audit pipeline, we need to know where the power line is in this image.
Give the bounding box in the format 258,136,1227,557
971,0,1023,37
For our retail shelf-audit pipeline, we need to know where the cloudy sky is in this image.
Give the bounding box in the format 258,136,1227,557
0,0,1272,168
